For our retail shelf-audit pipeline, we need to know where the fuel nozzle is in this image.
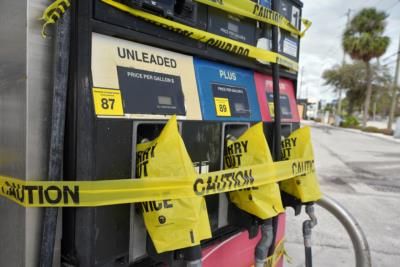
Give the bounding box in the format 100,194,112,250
254,220,274,267
302,204,317,267
225,134,237,142
140,138,150,143
182,245,202,267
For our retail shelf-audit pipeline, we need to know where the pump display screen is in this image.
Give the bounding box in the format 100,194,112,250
208,8,256,45
122,0,175,11
267,93,292,119
117,66,186,115
158,96,173,105
259,0,272,8
212,84,250,118
279,0,300,28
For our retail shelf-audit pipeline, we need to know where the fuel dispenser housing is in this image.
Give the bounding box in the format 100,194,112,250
193,59,274,265
254,71,301,267
0,0,305,266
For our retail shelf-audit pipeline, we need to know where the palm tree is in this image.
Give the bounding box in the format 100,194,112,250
342,8,390,127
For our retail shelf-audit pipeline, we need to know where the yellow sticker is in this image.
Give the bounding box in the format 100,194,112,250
269,102,275,117
92,88,124,116
214,97,231,117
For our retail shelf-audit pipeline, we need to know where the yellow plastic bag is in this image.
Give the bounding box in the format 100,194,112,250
225,122,284,219
280,126,322,203
136,116,211,253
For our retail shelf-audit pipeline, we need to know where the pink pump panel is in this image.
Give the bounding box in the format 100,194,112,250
254,72,300,123
202,230,261,267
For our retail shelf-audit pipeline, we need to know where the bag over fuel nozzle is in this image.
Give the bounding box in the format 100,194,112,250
135,115,211,265
223,122,284,265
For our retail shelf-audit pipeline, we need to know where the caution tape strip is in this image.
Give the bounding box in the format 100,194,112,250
0,157,314,207
40,0,71,37
101,0,299,71
195,0,311,38
265,238,286,267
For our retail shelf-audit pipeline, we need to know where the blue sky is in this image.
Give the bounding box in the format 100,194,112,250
298,0,400,101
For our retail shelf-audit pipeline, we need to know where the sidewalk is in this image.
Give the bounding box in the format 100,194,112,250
301,120,400,144
285,122,400,267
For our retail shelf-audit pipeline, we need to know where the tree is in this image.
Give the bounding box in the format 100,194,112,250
388,36,400,130
342,8,390,127
322,62,392,115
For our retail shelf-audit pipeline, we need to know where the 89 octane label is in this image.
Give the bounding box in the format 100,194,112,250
92,88,124,116
214,97,231,117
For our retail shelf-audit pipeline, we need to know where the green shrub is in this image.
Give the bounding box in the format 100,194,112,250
361,127,394,136
314,118,322,123
362,126,380,133
341,116,360,127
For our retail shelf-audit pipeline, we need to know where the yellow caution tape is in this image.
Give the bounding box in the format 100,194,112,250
101,0,299,71
250,238,285,267
0,157,314,207
265,238,286,267
195,0,311,37
40,0,71,37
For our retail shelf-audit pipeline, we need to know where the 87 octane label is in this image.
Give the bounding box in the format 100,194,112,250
92,87,124,116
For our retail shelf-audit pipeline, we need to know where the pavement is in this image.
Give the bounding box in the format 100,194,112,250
283,122,400,267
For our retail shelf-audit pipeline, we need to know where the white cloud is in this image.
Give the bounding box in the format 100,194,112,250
299,0,400,101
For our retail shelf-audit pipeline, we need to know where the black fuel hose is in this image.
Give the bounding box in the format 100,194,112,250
265,0,282,262
305,247,313,267
255,220,274,266
303,204,317,267
39,6,71,267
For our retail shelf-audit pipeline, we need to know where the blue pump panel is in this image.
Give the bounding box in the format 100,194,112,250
194,58,261,122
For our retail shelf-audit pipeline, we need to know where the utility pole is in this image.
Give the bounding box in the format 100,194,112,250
388,35,400,130
337,8,352,116
342,9,352,65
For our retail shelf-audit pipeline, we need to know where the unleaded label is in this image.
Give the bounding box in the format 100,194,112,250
91,33,202,120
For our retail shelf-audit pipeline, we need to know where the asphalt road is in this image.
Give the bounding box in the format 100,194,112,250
284,122,400,267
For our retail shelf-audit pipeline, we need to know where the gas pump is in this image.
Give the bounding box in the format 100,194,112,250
254,0,304,254
0,0,313,266
67,1,304,266
256,74,304,210
193,58,261,230
63,33,217,266
193,58,267,266
254,72,301,267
